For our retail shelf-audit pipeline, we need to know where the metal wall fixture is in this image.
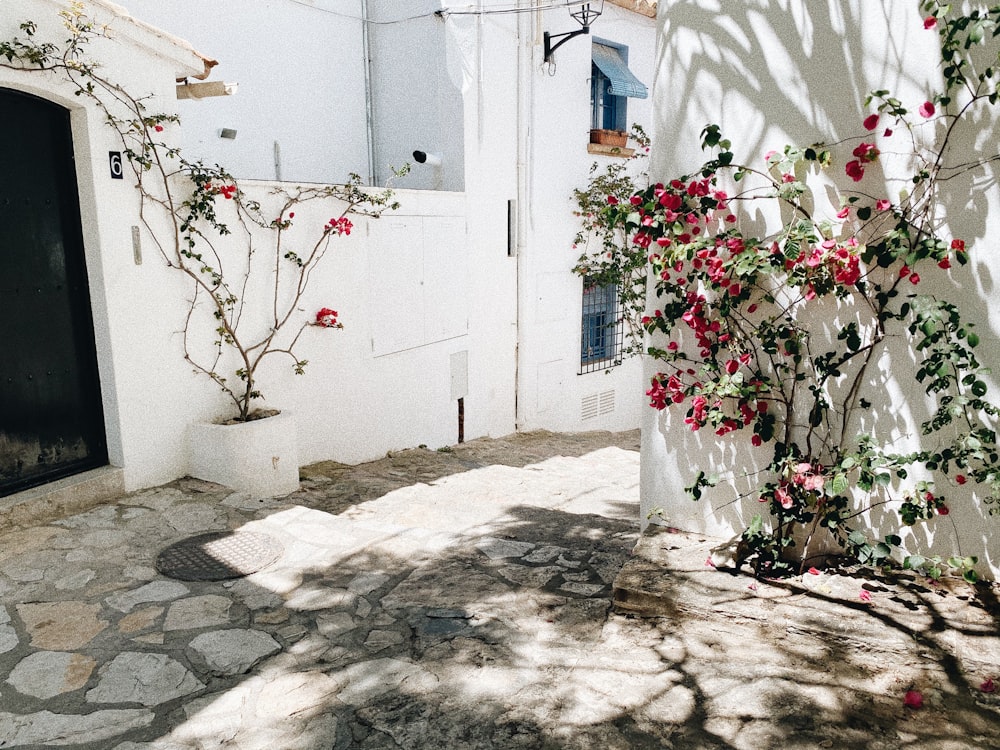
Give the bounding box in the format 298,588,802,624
412,150,443,166
543,1,604,63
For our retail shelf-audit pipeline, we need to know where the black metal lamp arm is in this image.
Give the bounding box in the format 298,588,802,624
543,27,590,63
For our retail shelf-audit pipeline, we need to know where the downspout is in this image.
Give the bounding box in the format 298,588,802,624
514,1,532,431
361,0,377,186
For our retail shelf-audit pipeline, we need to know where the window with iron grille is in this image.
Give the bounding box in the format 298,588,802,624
580,280,624,373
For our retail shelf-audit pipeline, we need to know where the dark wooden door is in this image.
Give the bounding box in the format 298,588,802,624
0,88,107,496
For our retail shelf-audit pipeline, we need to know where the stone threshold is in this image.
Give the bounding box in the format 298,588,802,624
0,466,125,529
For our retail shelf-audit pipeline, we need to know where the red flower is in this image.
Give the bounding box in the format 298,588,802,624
981,678,996,694
924,16,937,29
852,142,880,162
883,128,893,137
859,589,872,603
956,474,967,485
845,160,865,182
876,199,891,211
951,238,966,253
938,505,950,515
154,124,164,132
807,567,820,575
938,258,951,269
327,217,353,235
607,195,619,205
919,101,936,118
863,114,880,130
725,359,739,375
751,434,762,447
315,307,340,327
909,272,921,285
904,690,923,709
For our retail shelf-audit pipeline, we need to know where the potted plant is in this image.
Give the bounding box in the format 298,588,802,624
1,8,403,497
590,128,629,148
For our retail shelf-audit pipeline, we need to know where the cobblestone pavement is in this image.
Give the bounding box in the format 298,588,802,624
0,429,998,749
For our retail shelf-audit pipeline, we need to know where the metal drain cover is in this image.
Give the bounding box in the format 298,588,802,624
156,531,284,581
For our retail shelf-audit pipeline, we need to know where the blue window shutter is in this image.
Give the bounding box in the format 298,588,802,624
592,43,648,99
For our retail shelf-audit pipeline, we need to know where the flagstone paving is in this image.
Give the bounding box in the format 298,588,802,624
0,429,997,749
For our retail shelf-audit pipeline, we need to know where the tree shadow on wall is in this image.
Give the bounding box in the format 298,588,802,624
649,1,1000,575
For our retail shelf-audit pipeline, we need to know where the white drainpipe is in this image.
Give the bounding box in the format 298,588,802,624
361,0,377,186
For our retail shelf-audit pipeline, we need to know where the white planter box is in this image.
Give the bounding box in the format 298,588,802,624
187,411,299,498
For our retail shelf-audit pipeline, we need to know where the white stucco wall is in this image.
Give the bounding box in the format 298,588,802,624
515,2,656,434
119,0,371,184
645,0,1000,578
1,0,516,495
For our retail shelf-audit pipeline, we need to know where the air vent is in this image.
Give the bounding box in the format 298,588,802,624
582,390,615,420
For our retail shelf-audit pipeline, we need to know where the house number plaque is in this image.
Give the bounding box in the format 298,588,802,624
109,151,123,179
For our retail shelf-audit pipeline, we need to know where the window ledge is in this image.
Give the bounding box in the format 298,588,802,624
587,143,635,158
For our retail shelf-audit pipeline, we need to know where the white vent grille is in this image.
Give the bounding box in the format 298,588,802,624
582,390,615,420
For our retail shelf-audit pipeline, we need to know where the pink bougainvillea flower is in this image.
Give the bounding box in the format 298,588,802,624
884,127,894,137
938,505,950,515
747,303,758,314
904,690,924,709
853,142,880,162
764,150,778,162
705,556,716,568
924,16,937,29
725,359,740,375
863,113,880,130
751,434,762,447
315,307,340,327
845,160,865,182
919,100,936,118
899,265,911,278
154,124,164,132
836,206,851,219
775,486,794,509
807,567,821,575
981,678,997,694
910,272,921,285
782,173,796,183
288,212,295,219
859,589,873,603
956,474,967,485
876,199,891,211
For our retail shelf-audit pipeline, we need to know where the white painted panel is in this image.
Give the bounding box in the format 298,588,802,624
370,219,425,356
424,216,469,342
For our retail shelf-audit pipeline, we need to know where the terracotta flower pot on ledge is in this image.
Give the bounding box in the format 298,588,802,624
590,128,628,148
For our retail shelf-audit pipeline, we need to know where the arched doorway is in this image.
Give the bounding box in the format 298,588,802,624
0,88,108,496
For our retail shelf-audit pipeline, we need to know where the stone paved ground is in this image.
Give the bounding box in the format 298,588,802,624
0,429,998,749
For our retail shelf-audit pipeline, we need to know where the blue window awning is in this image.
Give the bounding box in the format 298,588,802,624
592,43,648,99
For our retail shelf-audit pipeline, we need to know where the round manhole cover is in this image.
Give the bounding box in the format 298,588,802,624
156,531,284,581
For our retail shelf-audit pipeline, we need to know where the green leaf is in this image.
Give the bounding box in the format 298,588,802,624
968,332,980,347
831,473,849,495
972,380,988,397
